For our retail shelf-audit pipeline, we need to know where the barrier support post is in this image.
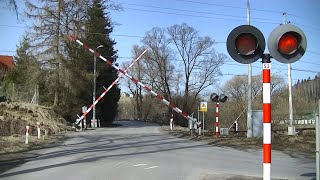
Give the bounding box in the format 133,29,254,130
25,125,29,144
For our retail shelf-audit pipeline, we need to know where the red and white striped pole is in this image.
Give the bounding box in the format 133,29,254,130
70,35,195,123
262,54,271,180
215,102,219,138
25,125,30,144
170,114,174,131
74,49,147,125
37,122,40,139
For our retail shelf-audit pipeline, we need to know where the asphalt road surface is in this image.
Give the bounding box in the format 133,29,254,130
0,121,316,180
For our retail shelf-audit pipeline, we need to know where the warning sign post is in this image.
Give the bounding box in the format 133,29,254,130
200,102,207,112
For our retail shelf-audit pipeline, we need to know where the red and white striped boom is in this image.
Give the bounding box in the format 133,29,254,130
75,49,147,125
69,35,195,123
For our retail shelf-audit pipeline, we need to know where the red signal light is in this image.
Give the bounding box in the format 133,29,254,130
235,34,257,55
278,32,299,55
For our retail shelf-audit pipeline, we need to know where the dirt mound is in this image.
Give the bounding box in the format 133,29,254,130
0,102,68,136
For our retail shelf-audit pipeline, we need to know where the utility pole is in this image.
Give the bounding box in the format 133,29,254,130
283,13,295,135
316,99,320,180
247,0,253,138
93,45,103,128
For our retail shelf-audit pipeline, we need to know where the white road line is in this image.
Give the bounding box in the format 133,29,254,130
144,166,158,170
133,164,148,167
111,161,126,168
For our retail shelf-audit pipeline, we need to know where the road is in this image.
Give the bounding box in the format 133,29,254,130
0,120,316,180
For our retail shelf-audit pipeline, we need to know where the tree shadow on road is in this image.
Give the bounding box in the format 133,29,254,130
0,126,206,178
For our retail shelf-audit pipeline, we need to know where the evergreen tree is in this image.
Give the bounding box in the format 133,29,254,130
3,36,45,103
83,0,120,126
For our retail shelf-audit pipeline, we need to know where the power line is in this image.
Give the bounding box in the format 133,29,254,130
223,62,319,74
124,3,281,22
299,60,320,66
124,7,280,25
171,0,283,14
307,50,320,56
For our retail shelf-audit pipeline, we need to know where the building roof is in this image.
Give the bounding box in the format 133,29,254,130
0,55,15,68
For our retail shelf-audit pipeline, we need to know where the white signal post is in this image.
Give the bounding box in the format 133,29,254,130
93,45,103,128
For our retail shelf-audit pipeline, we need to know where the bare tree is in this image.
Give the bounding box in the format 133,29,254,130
6,0,18,18
167,23,226,111
142,27,175,102
220,74,286,130
122,45,146,120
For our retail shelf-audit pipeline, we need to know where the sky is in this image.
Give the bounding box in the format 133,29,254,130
1,0,320,94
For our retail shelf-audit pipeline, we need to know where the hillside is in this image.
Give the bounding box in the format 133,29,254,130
0,102,69,153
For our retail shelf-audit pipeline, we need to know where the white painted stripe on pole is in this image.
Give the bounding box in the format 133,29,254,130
89,49,95,53
138,82,145,87
37,128,40,139
162,99,170,106
216,107,219,113
216,117,219,122
150,91,157,96
125,73,133,79
133,164,147,167
263,83,271,103
263,123,271,144
76,40,83,46
216,127,219,132
174,108,182,113
263,163,271,180
145,166,158,169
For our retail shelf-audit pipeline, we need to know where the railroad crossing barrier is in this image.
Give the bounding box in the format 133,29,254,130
69,35,197,124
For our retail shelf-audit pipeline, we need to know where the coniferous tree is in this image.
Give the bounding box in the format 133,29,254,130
3,36,45,102
82,0,120,126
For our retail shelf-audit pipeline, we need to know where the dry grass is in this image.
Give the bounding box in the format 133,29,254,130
0,135,45,154
0,102,71,154
0,102,69,136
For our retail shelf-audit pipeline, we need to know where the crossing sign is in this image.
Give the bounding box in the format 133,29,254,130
199,102,207,112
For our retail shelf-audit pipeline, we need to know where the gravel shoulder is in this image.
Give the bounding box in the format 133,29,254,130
159,125,316,158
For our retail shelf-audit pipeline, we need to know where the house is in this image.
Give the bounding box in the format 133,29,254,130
0,55,15,79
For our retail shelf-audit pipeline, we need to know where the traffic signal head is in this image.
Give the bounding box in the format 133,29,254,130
218,94,228,103
210,93,219,102
268,24,307,64
227,25,266,64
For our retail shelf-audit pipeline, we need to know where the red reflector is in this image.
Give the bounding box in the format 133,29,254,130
235,34,257,55
278,33,298,55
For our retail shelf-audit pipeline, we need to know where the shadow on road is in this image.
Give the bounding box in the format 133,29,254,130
0,121,206,178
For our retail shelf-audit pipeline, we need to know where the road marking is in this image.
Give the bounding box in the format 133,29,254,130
144,166,158,169
111,161,126,168
133,164,147,167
